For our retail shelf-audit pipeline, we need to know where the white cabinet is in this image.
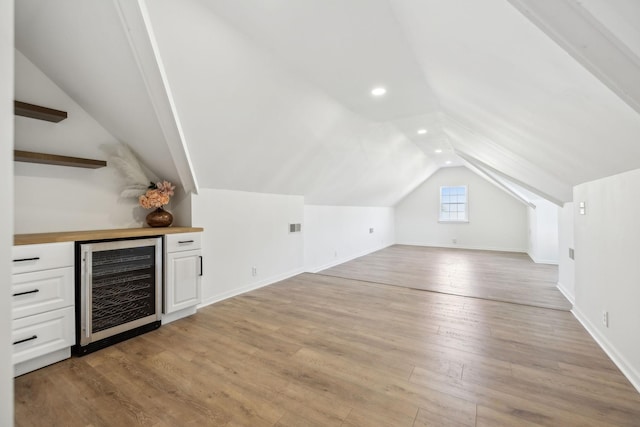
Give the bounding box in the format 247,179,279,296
11,242,75,376
166,249,201,312
163,233,202,324
12,307,74,366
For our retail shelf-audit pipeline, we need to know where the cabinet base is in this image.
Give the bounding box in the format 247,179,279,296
14,347,70,377
73,321,161,356
162,306,197,325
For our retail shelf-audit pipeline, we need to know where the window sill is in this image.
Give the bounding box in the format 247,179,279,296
438,220,469,224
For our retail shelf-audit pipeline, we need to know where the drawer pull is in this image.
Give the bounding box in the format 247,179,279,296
13,257,40,263
13,289,40,297
13,335,38,345
178,240,194,244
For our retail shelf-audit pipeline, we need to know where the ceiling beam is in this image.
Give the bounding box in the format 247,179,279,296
440,113,572,204
455,150,564,207
461,158,537,209
508,0,640,115
114,0,199,194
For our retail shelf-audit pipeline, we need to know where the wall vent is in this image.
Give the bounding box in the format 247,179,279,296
289,223,302,233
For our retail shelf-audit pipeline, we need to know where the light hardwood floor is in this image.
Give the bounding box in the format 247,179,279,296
14,248,640,426
321,245,571,311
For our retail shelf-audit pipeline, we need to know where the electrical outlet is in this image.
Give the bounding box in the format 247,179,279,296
603,311,609,328
369,227,374,234
452,238,457,244
251,267,257,277
334,250,338,258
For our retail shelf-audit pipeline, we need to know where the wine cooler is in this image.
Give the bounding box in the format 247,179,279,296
75,237,162,355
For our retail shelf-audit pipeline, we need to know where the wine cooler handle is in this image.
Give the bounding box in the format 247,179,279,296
199,256,203,276
85,251,92,339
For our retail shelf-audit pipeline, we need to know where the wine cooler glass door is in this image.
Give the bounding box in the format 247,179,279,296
80,237,162,347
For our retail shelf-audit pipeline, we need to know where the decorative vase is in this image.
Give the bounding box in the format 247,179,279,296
146,207,173,227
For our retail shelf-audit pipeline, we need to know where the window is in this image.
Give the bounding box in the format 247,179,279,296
439,185,468,222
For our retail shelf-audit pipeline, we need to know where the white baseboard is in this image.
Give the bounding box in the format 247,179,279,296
306,243,393,273
527,252,559,265
198,267,306,308
572,305,640,394
162,306,197,325
397,242,527,254
14,347,70,377
556,282,575,305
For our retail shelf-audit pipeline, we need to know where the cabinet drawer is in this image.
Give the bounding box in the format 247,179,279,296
12,306,75,365
12,267,74,320
12,242,74,274
165,232,202,252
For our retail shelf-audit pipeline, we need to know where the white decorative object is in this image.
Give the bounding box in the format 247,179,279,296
104,143,151,198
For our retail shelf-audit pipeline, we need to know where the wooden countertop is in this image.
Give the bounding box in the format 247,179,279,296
14,227,204,245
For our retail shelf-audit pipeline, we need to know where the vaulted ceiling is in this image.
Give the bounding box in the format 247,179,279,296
14,0,640,206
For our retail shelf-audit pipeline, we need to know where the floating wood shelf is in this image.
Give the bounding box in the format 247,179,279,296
13,101,105,169
14,101,68,123
14,150,107,169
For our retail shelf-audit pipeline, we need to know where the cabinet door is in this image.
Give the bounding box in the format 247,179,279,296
165,249,201,314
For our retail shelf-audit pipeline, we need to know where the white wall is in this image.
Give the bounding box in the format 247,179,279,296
1,0,14,423
13,51,191,233
304,205,395,272
191,189,304,306
13,50,150,233
573,169,640,392
557,202,575,304
395,166,527,252
527,198,560,264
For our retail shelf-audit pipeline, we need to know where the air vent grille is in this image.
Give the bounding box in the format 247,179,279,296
289,223,302,233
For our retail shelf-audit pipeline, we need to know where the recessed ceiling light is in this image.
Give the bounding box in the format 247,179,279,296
371,87,387,97
445,160,452,165
417,129,428,135
434,149,442,154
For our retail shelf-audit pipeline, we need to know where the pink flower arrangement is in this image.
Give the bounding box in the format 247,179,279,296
139,180,175,209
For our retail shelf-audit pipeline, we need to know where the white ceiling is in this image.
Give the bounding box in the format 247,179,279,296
13,0,640,206
198,0,441,122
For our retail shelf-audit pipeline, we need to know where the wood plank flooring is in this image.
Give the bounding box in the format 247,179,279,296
321,245,571,311
14,248,640,426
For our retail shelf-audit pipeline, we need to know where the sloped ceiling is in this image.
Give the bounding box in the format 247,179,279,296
13,0,640,207
143,0,436,206
14,0,187,186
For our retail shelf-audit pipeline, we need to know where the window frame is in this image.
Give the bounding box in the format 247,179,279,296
438,185,469,223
